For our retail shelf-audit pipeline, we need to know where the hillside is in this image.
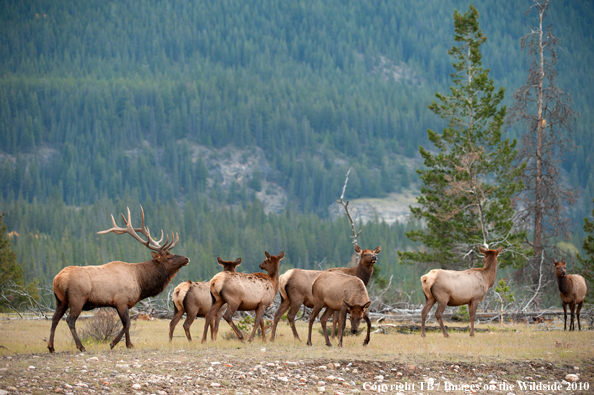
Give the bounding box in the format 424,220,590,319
1,0,593,291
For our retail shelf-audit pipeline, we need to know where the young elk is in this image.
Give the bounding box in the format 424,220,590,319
420,246,502,338
269,245,380,341
169,257,242,341
48,206,188,353
306,272,371,347
554,259,587,331
201,251,284,343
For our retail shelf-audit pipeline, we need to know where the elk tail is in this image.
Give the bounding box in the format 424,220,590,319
421,270,439,301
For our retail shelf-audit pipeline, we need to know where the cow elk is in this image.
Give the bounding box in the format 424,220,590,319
420,246,502,338
169,257,242,341
554,259,587,331
202,251,284,343
47,206,189,353
269,245,380,341
306,271,371,347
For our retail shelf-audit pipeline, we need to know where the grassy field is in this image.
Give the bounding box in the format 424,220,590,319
0,317,593,394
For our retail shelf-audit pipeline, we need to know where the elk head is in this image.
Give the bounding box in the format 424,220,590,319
554,259,567,277
344,300,371,334
217,257,242,272
354,245,381,268
260,251,284,274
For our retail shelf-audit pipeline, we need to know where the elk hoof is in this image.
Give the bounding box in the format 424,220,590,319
110,342,116,349
421,333,426,338
47,346,55,353
306,341,312,346
78,346,86,352
363,340,369,346
126,343,134,349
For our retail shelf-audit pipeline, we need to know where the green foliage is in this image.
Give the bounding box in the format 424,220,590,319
454,305,470,322
399,4,527,270
0,213,21,286
577,199,594,303
494,279,515,303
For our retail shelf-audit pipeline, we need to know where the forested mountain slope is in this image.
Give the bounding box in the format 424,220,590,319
1,0,593,291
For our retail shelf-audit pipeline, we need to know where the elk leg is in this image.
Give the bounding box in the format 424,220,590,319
319,307,335,347
468,301,478,337
337,306,348,348
331,311,340,340
435,301,449,338
169,304,185,342
420,298,436,338
202,299,225,343
576,301,583,331
182,302,199,342
562,302,567,331
270,297,291,341
111,305,133,349
48,297,68,353
212,304,226,341
306,305,324,346
569,301,576,331
222,302,244,341
65,301,85,352
363,313,371,346
248,305,267,343
286,302,304,341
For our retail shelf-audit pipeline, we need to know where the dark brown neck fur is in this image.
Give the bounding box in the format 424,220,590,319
339,262,373,286
557,275,570,295
135,260,181,301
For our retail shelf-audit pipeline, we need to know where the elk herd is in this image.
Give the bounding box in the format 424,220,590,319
47,206,588,353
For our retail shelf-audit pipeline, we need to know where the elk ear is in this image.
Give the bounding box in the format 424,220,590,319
561,258,566,264
478,246,487,255
217,257,224,266
373,246,381,254
151,251,159,259
234,257,242,266
265,251,271,259
362,301,371,311
495,246,503,255
343,301,353,311
277,251,285,260
354,245,362,254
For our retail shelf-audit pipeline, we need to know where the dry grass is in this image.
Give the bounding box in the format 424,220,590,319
0,316,592,365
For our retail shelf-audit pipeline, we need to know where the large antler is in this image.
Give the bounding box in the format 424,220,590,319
98,205,179,253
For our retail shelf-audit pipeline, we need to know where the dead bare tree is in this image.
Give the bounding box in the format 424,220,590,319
337,168,365,246
507,0,578,308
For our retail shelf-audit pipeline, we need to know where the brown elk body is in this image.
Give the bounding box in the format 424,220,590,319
306,271,371,347
269,245,380,341
554,259,587,331
420,246,502,338
201,251,284,343
47,206,188,353
169,257,241,341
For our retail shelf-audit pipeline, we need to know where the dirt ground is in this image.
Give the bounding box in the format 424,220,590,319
0,318,593,394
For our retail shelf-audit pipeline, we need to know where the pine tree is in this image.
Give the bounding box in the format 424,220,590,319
0,213,21,286
399,5,527,270
576,199,594,303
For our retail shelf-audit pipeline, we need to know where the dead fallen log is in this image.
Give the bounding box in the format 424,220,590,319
372,323,491,334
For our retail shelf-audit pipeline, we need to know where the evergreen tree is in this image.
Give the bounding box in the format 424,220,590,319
399,5,527,270
576,199,594,303
0,213,21,286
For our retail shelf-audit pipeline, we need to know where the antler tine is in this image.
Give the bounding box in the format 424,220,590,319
168,232,180,250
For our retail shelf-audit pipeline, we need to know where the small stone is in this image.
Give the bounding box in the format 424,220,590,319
565,374,579,382
86,357,99,361
132,383,141,390
574,366,580,371
396,372,403,377
116,364,129,369
0,390,8,395
489,380,497,385
318,381,326,385
266,363,275,367
318,365,327,370
374,375,384,381
317,386,326,393
325,375,336,381
260,348,266,352
64,384,73,389
211,362,221,366
28,365,35,370
211,382,221,387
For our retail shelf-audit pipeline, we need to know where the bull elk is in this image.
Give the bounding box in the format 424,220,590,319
269,245,380,341
169,257,242,341
47,205,189,353
554,259,587,331
202,251,284,343
420,246,502,338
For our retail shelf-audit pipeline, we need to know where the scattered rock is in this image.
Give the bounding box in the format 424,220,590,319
565,374,579,382
131,383,141,390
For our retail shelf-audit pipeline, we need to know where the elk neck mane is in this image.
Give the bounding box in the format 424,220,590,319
136,259,180,300
467,254,498,287
557,275,571,295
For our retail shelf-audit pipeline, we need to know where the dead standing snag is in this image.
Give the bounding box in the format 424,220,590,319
47,205,189,353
